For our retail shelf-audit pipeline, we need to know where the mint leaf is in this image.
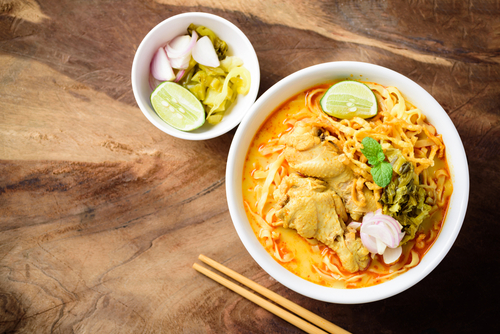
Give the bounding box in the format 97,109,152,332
377,151,385,163
361,137,383,165
361,137,393,187
371,161,393,187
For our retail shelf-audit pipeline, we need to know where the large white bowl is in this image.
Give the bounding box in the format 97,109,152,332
131,12,260,140
226,61,469,304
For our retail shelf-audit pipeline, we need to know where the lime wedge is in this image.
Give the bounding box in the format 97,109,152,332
150,81,205,131
320,81,378,119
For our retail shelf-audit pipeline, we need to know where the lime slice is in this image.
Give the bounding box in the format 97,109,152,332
150,81,205,131
320,81,378,119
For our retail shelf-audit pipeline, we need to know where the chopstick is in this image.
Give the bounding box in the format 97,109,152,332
193,254,351,334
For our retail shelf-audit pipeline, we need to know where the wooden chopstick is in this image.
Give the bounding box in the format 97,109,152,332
194,254,351,334
193,262,328,334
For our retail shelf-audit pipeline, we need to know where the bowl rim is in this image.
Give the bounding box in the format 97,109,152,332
226,61,469,304
131,12,260,140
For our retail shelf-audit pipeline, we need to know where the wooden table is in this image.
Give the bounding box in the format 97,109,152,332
1,1,498,333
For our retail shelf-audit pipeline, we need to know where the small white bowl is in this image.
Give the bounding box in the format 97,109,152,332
131,12,260,140
226,61,469,304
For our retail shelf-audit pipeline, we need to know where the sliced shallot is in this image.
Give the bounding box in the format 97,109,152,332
359,209,405,264
166,31,198,69
168,50,191,69
347,221,362,230
383,246,403,264
150,47,175,81
165,31,198,59
192,36,220,68
174,69,186,83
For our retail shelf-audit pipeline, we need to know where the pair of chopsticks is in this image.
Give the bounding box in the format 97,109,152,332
193,254,351,334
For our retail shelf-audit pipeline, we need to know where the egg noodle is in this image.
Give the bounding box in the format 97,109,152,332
242,82,453,288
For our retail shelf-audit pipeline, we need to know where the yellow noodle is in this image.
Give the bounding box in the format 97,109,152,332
273,243,294,263
260,228,274,247
257,153,285,215
312,265,340,281
245,202,272,230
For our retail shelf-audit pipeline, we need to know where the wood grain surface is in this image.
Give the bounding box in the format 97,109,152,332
1,0,499,333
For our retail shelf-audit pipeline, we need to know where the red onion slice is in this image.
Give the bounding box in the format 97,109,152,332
150,47,175,81
165,31,198,59
192,36,220,68
362,224,397,248
359,209,405,263
174,69,185,83
383,246,403,264
361,233,378,254
363,210,375,221
169,54,191,70
376,237,388,254
347,221,362,230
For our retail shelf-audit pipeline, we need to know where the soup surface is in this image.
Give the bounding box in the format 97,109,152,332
242,82,452,289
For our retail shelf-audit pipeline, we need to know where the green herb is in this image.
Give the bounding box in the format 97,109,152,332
380,159,432,244
360,137,393,187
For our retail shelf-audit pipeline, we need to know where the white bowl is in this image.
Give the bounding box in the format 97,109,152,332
226,61,469,304
131,12,260,140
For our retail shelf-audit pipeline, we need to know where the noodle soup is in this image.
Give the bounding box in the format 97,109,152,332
242,82,453,289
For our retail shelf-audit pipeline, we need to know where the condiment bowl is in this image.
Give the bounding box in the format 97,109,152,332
131,12,260,140
226,61,469,304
